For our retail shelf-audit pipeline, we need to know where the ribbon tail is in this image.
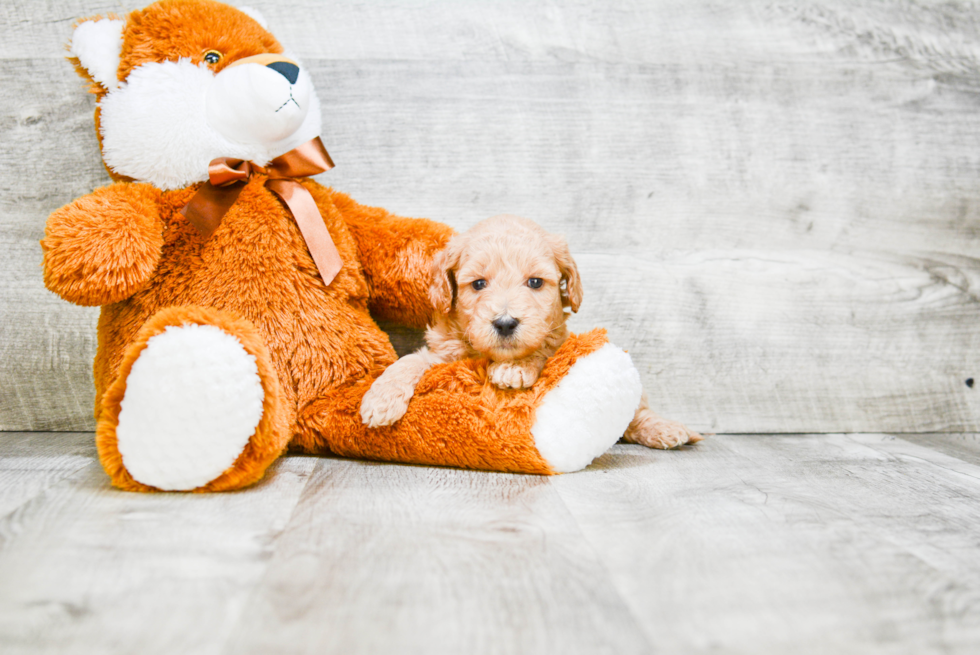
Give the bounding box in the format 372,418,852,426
181,181,246,237
266,179,343,286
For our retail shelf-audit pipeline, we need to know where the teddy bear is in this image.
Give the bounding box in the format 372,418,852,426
41,0,646,492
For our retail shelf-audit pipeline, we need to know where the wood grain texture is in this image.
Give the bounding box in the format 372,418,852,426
224,459,652,655
4,432,980,653
2,0,979,432
0,432,94,520
900,432,980,468
570,250,980,433
0,434,316,655
553,434,980,654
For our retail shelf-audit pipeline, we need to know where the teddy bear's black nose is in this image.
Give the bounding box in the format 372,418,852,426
266,61,299,84
492,316,520,338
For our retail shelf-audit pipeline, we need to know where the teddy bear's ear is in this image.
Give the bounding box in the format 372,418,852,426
238,7,269,29
69,17,125,91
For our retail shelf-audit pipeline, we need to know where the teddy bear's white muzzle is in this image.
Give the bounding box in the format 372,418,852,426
206,62,311,145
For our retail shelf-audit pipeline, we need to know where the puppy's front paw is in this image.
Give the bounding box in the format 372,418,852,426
625,411,703,449
360,377,414,428
489,361,541,389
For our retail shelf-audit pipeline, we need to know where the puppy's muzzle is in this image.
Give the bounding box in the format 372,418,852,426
492,316,520,338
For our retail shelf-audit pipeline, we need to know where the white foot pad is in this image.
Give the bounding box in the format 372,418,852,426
116,324,265,491
532,343,642,473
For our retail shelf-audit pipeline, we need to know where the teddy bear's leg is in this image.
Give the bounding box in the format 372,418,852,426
96,306,290,492
296,329,641,474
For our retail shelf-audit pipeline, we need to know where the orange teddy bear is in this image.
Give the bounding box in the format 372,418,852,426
42,0,645,492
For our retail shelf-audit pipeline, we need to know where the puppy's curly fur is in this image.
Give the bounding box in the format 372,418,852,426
360,214,701,449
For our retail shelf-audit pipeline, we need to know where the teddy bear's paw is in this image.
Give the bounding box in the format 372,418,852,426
489,360,541,389
360,375,415,428
114,323,266,491
532,343,642,473
624,411,702,449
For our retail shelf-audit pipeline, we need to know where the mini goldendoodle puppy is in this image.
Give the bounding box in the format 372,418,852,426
360,214,701,449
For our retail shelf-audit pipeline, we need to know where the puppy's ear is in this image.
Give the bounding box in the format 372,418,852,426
549,234,583,313
429,234,466,314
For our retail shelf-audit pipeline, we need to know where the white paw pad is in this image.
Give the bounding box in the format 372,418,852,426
116,324,265,491
532,344,642,473
489,361,540,389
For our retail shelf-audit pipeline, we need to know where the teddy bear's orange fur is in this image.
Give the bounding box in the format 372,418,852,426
42,0,641,492
46,176,462,490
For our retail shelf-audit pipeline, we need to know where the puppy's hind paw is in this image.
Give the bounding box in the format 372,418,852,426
624,411,702,449
489,361,541,389
360,379,414,428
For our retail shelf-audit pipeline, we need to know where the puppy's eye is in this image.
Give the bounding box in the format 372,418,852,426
471,279,487,291
203,50,222,65
527,278,543,289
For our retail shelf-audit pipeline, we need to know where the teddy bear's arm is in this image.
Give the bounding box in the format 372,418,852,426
42,183,165,307
329,189,455,329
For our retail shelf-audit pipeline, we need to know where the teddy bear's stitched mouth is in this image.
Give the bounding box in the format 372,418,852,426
275,88,300,113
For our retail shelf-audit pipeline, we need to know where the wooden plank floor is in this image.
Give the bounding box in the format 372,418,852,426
1,433,979,654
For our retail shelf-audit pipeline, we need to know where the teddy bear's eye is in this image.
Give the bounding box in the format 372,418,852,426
471,279,487,291
203,50,222,65
527,278,543,289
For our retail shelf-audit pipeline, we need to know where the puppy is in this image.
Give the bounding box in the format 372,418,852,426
360,214,701,449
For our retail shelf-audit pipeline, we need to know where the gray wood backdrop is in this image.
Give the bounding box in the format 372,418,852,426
1,0,979,435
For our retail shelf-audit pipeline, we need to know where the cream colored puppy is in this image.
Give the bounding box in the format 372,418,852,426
360,214,701,449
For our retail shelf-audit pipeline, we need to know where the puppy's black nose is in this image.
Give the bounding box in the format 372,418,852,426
492,316,520,337
267,61,300,84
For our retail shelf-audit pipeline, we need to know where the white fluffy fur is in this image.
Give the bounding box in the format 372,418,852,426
70,19,124,90
206,61,310,144
532,343,642,473
99,59,322,190
116,324,265,491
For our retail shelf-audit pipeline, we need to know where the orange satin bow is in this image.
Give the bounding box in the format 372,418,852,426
180,137,342,286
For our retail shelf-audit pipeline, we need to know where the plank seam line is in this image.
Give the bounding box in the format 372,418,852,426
547,477,658,652
214,458,319,655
